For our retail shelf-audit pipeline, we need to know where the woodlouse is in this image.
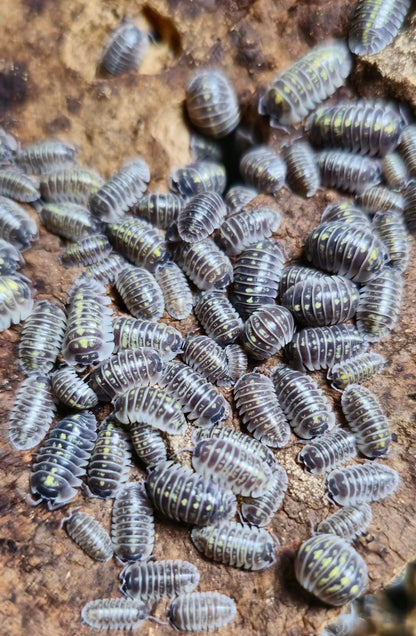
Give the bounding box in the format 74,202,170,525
62,510,113,561
178,191,226,243
16,139,77,174
18,300,67,374
191,521,277,571
242,305,295,360
145,460,237,526
185,69,240,138
190,133,223,162
87,417,131,499
382,152,409,190
170,161,226,197
112,316,183,360
282,141,320,198
130,423,167,468
241,464,288,527
271,363,336,438
327,352,386,390
113,385,187,434
297,428,357,475
0,238,23,275
174,238,233,291
225,185,257,212
30,411,97,509
81,597,147,631
133,192,183,230
399,124,416,177
317,504,373,542
154,261,193,320
0,274,34,331
111,482,155,562
120,560,200,601
320,200,371,227
239,145,286,194
167,592,237,632
59,234,112,268
224,343,248,382
40,167,104,205
327,463,400,505
0,168,40,202
38,202,100,241
356,267,403,342
106,217,169,272
279,264,327,297
258,40,352,127
348,0,411,56
233,372,291,448
372,209,409,271
182,334,230,385
0,195,38,251
357,185,405,214
295,534,367,606
318,150,382,194
100,21,149,75
115,266,165,321
8,374,56,451
76,253,128,285
193,291,243,346
51,366,99,410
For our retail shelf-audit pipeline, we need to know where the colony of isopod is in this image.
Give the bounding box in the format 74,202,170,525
1,0,416,632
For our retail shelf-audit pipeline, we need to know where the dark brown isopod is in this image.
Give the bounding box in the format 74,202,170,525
320,200,371,227
282,141,320,197
0,168,40,202
317,504,373,542
106,217,169,272
328,352,386,390
8,374,56,451
130,423,167,468
87,417,131,499
225,344,248,382
341,384,391,458
112,316,183,360
399,124,416,177
113,385,187,434
357,185,405,214
356,267,403,342
133,192,183,230
318,150,382,194
297,428,357,475
382,152,409,190
193,291,243,346
327,462,400,506
190,133,223,162
241,464,288,527
372,208,409,271
242,305,295,360
115,266,165,321
225,185,257,212
278,264,327,297
51,365,99,410
38,202,100,241
182,334,230,385
174,238,233,291
40,167,104,205
111,482,155,562
218,206,282,257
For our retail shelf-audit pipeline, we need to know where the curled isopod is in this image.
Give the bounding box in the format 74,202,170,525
348,0,411,56
317,504,373,542
174,238,233,291
326,462,400,505
81,597,147,631
191,521,277,571
40,167,104,204
225,344,248,382
130,423,167,468
8,374,56,451
0,238,23,275
38,202,100,240
328,352,386,390
0,274,34,331
115,266,164,321
240,145,286,194
111,482,155,562
320,200,371,226
271,363,336,438
87,417,131,499
297,428,357,475
0,168,40,202
356,267,403,342
185,68,240,138
145,460,237,526
120,560,200,601
258,40,352,127
18,300,67,374
295,534,367,606
170,161,226,197
113,385,187,434
282,141,320,197
178,191,226,243
373,209,409,271
168,592,237,632
318,150,382,194
341,384,391,458
193,291,243,346
241,464,288,527
16,139,77,174
59,234,112,267
242,305,295,360
62,510,113,561
182,335,230,385
106,216,169,271
100,21,149,75
357,185,405,214
233,372,291,448
0,195,38,251
154,261,193,320
382,152,409,190
90,158,150,222
133,192,183,229
112,316,183,360
51,366,99,410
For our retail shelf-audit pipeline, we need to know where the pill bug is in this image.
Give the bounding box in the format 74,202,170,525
242,305,295,360
281,275,359,327
154,261,193,320
224,343,248,382
89,158,150,222
219,206,282,257
286,324,369,372
305,100,405,156
146,460,237,526
130,423,167,468
192,437,274,496
258,40,352,127
62,279,114,366
341,383,391,458
0,168,40,202
182,335,230,385
297,428,357,475
372,208,409,271
192,425,278,469
405,183,416,232
185,68,240,139
113,385,187,434
317,504,373,542
229,238,285,319
0,274,34,331
279,264,327,297
271,363,336,438
225,185,257,212
356,267,403,342
328,352,386,391
59,234,112,267
87,417,131,498
295,534,368,606
100,20,149,75
193,292,243,346
38,202,100,240
160,359,229,427
190,133,223,162
62,510,113,561
106,217,169,272
177,191,226,243
30,411,97,509
382,152,409,190
191,521,277,571
233,372,291,448
398,124,416,177
0,195,39,251
304,221,389,283
115,266,165,321
88,348,163,401
320,200,371,227
168,592,237,632
40,167,105,204
170,161,226,197
111,482,155,562
113,316,183,360
239,145,287,194
348,0,411,56
120,560,200,601
0,238,23,275
318,150,382,194
133,192,183,230
240,464,288,527
326,462,400,505
81,597,147,631
8,374,56,451
356,185,405,214
51,365,99,410
174,238,233,291
76,253,128,285
282,141,320,197
18,300,67,374
15,139,77,174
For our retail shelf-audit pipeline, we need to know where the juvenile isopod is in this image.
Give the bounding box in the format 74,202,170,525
81,597,147,631
16,139,77,174
120,560,200,601
328,352,386,390
174,238,233,291
318,150,382,194
182,334,230,385
8,374,56,451
167,592,237,632
59,234,112,267
170,161,226,197
130,423,167,468
113,385,187,434
40,167,104,205
154,261,193,320
242,305,295,360
51,365,99,410
282,141,320,197
87,417,131,499
0,274,34,331
193,291,243,346
317,504,373,542
225,185,257,212
297,428,357,475
100,20,149,75
372,209,409,271
112,316,183,360
382,152,409,190
295,534,367,606
38,202,100,241
224,344,248,382
177,191,226,243
185,68,240,138
0,238,23,275
111,482,155,562
356,185,405,214
348,0,411,56
239,145,286,194
18,300,67,374
356,267,403,342
240,464,288,527
0,168,40,202
219,205,282,256
115,266,165,321
62,510,113,561
341,384,391,458
106,217,169,272
0,195,38,251
133,192,183,229
326,462,400,505
320,200,371,227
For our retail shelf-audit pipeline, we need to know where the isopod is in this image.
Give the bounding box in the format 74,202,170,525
398,124,416,177
356,267,403,341
239,145,286,194
112,316,183,360
178,191,226,243
0,274,34,331
0,237,23,275
100,20,149,75
0,195,38,251
242,305,295,360
326,462,400,505
224,344,248,382
113,385,187,434
111,482,155,562
356,185,405,214
133,192,183,230
168,592,237,632
225,185,257,212
174,238,233,291
120,560,200,601
297,428,357,475
87,417,131,499
317,504,373,542
8,374,56,451
282,141,320,197
59,234,112,267
115,266,165,321
327,352,386,390
38,202,100,240
18,299,67,374
170,161,226,197
81,598,147,631
218,206,282,257
318,150,381,194
278,264,327,296
190,133,223,162
40,167,104,205
193,291,243,346
106,216,169,272
130,423,167,468
320,200,371,226
241,464,288,527
348,0,411,56
0,168,40,202
51,365,99,410
382,152,409,190
62,510,113,561
372,209,409,271
76,253,128,285
154,261,193,320
182,334,230,385
16,139,77,174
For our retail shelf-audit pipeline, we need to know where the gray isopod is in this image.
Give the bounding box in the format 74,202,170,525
174,238,233,291
111,482,155,562
242,305,295,360
190,133,223,162
241,464,288,527
225,185,257,212
297,428,357,475
18,299,67,374
38,202,100,241
59,233,112,268
356,267,403,342
218,206,281,257
177,191,226,243
182,334,230,385
193,291,243,347
327,352,386,390
76,253,128,286
278,264,327,296
133,192,183,229
40,167,104,205
0,168,40,202
240,145,286,194
0,238,23,275
320,200,371,227
87,417,131,499
168,592,237,632
112,316,183,360
357,185,405,214
16,139,77,174
100,20,149,75
115,266,165,321
8,374,56,451
282,141,320,197
170,161,226,197
341,384,391,458
51,366,99,410
106,217,169,272
120,559,200,601
62,510,113,561
327,462,400,505
225,344,248,382
154,261,193,320
348,0,411,56
317,150,382,194
399,124,416,177
81,597,147,631
113,385,187,434
373,209,409,271
382,152,409,190
317,504,373,542
0,195,38,251
0,274,34,331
